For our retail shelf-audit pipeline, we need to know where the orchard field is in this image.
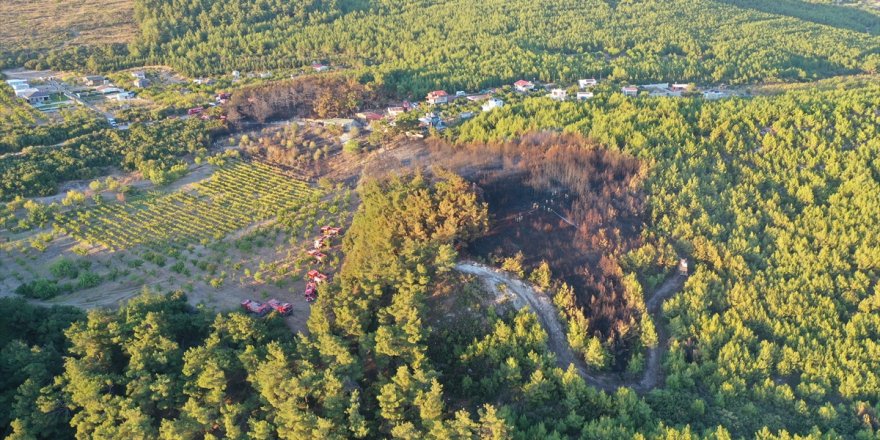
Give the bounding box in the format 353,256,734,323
56,160,318,250
0,159,352,333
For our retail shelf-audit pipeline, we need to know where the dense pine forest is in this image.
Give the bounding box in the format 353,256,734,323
2,0,880,95
2,0,880,439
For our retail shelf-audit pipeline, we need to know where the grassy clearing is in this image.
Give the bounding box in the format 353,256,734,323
0,0,135,53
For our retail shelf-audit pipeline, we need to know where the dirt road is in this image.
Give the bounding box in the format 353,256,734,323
455,261,685,393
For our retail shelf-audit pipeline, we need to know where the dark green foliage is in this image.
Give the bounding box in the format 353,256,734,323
8,0,880,96
0,107,107,155
75,271,101,290
48,258,81,279
14,278,70,300
0,298,83,439
0,118,218,201
450,77,880,437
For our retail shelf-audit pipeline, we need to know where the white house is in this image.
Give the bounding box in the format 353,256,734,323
114,91,134,101
19,89,50,104
514,80,535,92
576,91,594,101
703,90,728,100
578,78,598,88
549,88,567,101
387,106,406,117
95,85,123,94
621,86,639,97
131,71,146,80
671,83,692,92
311,63,330,72
7,79,28,90
641,83,670,90
482,98,504,112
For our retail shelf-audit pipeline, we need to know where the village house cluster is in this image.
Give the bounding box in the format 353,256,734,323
6,71,144,112
7,78,55,105
350,75,738,135
82,75,136,102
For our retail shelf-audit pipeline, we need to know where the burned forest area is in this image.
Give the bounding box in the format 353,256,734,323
462,133,652,370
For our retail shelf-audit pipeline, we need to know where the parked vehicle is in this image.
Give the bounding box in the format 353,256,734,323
267,299,293,316
305,282,318,302
307,270,328,283
241,299,270,316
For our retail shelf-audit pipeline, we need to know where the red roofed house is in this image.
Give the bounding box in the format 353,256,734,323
312,63,330,72
514,80,535,92
357,111,384,122
426,90,448,105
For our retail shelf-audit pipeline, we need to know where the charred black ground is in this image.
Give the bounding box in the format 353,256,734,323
462,133,649,370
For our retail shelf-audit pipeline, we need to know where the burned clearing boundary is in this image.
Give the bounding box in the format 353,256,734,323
384,133,673,372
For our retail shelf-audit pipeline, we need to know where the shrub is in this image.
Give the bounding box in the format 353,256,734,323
343,139,361,154
49,258,79,279
76,271,102,290
15,279,68,299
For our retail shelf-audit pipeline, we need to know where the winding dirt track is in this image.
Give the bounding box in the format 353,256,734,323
455,261,685,393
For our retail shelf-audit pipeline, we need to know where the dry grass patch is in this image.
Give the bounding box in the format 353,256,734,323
0,0,135,53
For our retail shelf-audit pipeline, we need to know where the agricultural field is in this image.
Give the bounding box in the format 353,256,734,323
0,159,353,332
56,160,318,250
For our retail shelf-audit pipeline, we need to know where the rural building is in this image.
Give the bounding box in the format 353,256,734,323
19,88,50,104
231,70,241,79
133,78,150,89
467,93,491,101
84,75,107,86
671,83,692,92
311,63,330,72
426,90,449,105
578,78,598,88
131,71,146,80
114,92,134,101
7,79,29,90
482,98,504,112
641,83,670,90
703,90,728,100
96,85,123,94
621,86,639,96
679,258,689,276
357,111,385,122
514,80,535,92
648,87,682,98
549,88,567,101
387,106,406,117
418,112,445,129
576,91,594,100
321,118,356,131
